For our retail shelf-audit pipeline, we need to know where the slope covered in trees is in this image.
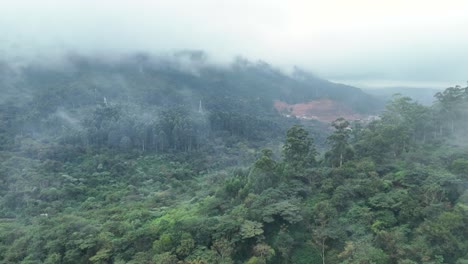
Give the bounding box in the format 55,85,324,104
0,55,467,263
0,52,382,154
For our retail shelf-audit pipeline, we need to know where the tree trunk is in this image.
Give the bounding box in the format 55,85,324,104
322,237,326,264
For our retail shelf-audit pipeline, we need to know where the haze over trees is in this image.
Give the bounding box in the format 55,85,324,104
0,53,467,264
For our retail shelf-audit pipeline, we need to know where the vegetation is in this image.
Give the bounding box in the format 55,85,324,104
0,56,467,263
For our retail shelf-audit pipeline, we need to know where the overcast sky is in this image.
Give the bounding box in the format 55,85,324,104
1,0,467,88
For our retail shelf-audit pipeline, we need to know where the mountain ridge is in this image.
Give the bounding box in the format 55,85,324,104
1,52,383,115
0,52,383,153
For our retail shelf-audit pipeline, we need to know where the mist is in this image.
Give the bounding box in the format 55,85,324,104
1,2,468,263
1,0,468,89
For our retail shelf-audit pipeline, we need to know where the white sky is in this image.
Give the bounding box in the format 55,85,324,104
1,0,467,88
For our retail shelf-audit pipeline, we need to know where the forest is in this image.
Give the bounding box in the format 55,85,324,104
0,55,467,264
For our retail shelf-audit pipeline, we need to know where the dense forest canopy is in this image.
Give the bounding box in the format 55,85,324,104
0,54,467,264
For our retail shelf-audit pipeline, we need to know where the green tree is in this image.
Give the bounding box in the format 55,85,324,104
435,86,466,134
311,201,342,264
326,118,353,167
282,125,316,170
249,149,279,193
252,243,275,263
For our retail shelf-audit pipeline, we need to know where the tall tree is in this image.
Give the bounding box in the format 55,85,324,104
250,149,279,193
434,86,466,134
282,125,317,171
326,118,353,167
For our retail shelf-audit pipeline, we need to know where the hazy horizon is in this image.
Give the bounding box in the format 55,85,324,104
1,0,467,89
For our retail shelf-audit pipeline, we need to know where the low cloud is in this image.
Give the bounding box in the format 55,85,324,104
1,0,468,87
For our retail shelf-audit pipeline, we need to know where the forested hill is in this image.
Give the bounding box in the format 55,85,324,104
2,53,467,264
0,52,381,154
1,52,381,114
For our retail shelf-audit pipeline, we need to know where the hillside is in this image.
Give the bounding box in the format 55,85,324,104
0,52,382,152
1,54,466,264
1,52,382,114
274,99,375,123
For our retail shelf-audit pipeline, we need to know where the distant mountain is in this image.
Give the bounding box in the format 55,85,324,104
364,86,443,105
0,52,383,151
1,52,382,113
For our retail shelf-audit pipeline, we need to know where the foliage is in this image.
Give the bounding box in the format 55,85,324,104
0,61,467,263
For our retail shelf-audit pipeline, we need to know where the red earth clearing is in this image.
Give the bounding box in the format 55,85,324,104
274,99,365,123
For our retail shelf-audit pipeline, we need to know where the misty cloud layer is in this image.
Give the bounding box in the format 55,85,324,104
1,0,468,88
